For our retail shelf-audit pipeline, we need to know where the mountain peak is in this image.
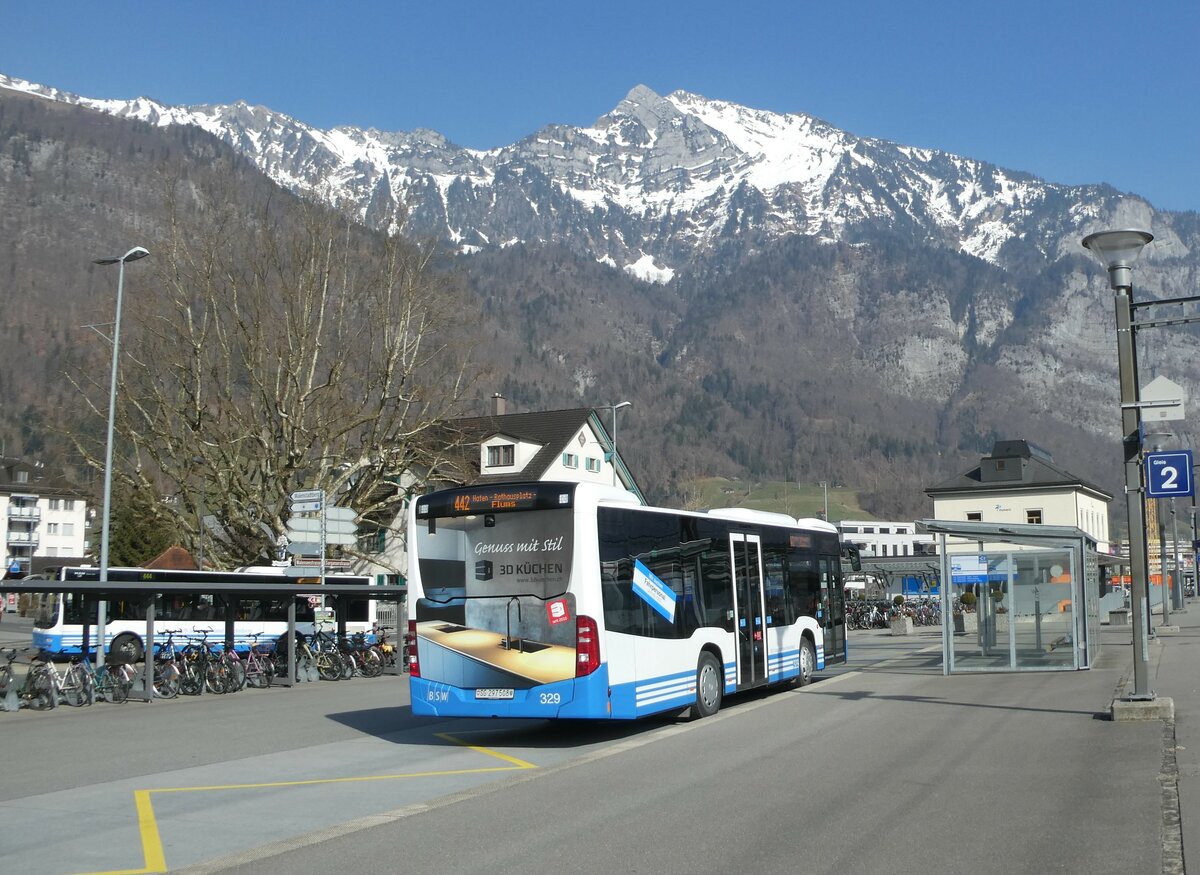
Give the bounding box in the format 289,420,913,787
600,84,682,135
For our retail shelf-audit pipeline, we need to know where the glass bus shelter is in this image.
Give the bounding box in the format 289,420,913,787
916,520,1102,674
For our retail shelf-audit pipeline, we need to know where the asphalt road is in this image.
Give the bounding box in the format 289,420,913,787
0,618,1166,875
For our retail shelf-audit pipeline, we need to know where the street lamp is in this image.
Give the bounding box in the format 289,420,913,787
93,246,149,669
1082,229,1154,700
819,480,829,521
603,401,632,487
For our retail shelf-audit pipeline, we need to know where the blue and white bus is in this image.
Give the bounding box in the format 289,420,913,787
407,482,850,720
31,566,376,660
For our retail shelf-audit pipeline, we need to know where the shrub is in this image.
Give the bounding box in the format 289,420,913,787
960,591,977,608
892,594,905,607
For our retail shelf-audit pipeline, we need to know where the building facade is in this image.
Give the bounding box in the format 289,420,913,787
1,457,89,577
924,440,1112,553
837,520,936,558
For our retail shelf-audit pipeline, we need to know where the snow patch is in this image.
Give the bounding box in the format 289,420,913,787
624,254,675,284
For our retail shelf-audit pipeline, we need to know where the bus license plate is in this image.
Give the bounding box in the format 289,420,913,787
475,688,515,700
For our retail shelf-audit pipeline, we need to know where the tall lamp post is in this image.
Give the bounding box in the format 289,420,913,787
603,401,632,487
819,480,829,521
93,246,149,669
1082,229,1154,700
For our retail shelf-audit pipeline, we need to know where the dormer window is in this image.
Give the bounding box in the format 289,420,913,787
487,444,515,467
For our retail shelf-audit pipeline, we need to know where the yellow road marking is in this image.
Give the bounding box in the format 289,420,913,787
73,732,537,875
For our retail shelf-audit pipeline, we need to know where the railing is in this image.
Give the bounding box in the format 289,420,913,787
5,531,39,546
6,506,40,520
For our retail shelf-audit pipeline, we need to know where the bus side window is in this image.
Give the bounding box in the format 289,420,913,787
763,552,791,625
788,554,820,619
698,549,734,631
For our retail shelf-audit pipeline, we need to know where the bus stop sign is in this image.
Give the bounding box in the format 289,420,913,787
1146,450,1194,498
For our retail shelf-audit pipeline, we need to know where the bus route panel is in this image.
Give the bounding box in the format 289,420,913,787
418,483,577,518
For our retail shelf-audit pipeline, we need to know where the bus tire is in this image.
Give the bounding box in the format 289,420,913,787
111,633,144,664
689,652,722,720
799,637,816,687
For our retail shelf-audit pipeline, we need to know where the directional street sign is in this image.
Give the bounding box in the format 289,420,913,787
286,517,323,535
286,541,323,556
1146,450,1194,498
325,507,356,522
289,489,324,514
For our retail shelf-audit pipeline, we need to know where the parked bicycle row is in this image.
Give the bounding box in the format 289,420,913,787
0,624,407,712
846,597,945,630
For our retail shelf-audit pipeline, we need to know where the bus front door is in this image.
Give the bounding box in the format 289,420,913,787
730,533,768,687
821,557,847,664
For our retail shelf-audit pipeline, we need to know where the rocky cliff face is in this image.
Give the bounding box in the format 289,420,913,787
3,75,1198,513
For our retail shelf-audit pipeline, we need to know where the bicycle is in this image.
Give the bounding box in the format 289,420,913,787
338,630,382,678
151,628,186,699
17,650,95,709
0,647,19,706
68,653,134,705
305,629,345,681
183,628,232,694
369,625,403,674
242,633,274,689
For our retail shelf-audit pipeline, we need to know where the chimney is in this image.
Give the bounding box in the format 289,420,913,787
491,393,506,416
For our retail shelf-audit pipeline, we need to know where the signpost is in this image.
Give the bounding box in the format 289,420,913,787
1146,450,1194,498
285,490,359,608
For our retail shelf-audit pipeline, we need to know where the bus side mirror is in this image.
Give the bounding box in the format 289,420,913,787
843,544,862,572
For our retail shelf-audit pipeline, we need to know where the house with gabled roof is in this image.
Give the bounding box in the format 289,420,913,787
924,439,1112,552
350,396,644,591
448,401,644,499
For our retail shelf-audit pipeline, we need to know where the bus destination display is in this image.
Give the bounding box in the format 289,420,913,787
419,483,576,518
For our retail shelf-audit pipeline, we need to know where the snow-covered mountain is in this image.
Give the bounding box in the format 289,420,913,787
3,74,1182,285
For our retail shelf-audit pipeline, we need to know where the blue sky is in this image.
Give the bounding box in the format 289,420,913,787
3,1,1197,212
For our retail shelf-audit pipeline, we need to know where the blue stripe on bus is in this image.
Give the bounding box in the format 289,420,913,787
411,641,826,721
410,666,611,719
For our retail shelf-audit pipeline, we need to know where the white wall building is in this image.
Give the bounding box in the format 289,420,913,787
1,457,89,578
924,440,1112,553
837,520,936,558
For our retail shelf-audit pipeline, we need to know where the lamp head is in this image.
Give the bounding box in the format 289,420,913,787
1081,229,1153,290
93,246,150,266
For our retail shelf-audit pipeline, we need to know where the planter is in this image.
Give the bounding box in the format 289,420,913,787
954,611,978,635
889,615,914,636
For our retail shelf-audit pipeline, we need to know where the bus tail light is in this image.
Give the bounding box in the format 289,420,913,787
407,619,420,677
576,614,600,677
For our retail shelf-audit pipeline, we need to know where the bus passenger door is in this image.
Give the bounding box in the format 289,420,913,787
730,533,768,687
821,557,847,664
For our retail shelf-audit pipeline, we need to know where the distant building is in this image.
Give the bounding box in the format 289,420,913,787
837,520,935,558
1,457,90,576
924,439,1112,552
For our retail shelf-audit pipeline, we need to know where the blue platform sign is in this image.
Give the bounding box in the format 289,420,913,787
950,555,988,585
1146,450,1194,498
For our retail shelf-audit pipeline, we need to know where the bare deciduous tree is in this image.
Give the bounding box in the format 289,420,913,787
72,170,479,568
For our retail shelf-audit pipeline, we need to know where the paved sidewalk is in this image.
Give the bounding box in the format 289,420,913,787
1148,603,1200,873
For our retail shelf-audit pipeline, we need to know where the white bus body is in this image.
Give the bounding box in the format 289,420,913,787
31,566,376,660
407,482,848,720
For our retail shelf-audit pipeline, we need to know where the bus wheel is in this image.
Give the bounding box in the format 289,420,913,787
689,652,722,720
111,634,144,664
799,637,816,687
